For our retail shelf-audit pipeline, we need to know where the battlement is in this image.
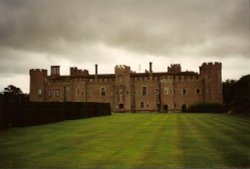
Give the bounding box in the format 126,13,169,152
70,67,89,76
29,69,48,76
115,65,131,73
199,62,222,74
201,62,221,67
168,64,181,73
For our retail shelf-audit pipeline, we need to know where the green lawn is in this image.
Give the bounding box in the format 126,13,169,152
0,113,249,169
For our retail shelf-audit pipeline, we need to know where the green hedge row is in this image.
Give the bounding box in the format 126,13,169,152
0,95,111,129
187,103,227,113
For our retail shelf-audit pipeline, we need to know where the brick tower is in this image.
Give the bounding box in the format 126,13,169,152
29,69,47,101
200,62,223,103
114,65,131,112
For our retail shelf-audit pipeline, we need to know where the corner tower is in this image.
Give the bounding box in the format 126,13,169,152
29,69,48,101
200,62,223,103
115,65,131,112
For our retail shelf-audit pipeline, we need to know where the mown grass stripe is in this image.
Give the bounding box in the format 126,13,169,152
202,114,250,130
194,114,250,149
189,114,250,168
132,114,180,169
177,114,225,168
0,113,249,169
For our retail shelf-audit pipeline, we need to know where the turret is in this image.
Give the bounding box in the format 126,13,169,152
115,65,131,112
168,64,181,73
70,67,89,76
29,69,48,102
199,62,223,103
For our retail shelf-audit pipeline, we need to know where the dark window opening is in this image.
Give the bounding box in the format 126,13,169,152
155,88,160,95
182,104,187,112
163,105,168,113
100,87,106,96
140,102,144,108
119,104,124,109
142,87,147,95
183,89,186,95
196,89,200,94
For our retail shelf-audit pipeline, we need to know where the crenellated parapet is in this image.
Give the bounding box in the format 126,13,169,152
70,67,89,76
199,62,222,74
115,65,131,74
29,69,48,77
168,64,181,73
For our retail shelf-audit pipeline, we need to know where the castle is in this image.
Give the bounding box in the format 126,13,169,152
29,62,223,112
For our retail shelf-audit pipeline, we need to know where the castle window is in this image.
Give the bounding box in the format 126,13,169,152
164,87,168,95
142,87,147,96
196,89,200,94
48,90,53,97
38,89,42,97
76,88,80,97
155,88,160,95
140,102,144,108
183,89,186,95
55,89,60,97
156,102,160,108
118,75,123,83
100,87,106,96
119,89,123,94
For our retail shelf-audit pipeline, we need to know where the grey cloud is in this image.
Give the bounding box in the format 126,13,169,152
0,0,249,61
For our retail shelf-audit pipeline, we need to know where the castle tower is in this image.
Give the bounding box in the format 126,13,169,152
115,65,131,112
200,62,223,103
168,64,181,73
29,69,48,102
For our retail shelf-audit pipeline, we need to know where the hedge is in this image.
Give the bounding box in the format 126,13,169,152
187,103,227,113
0,95,111,129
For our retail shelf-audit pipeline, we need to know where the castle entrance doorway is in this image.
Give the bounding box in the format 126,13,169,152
182,104,187,112
163,105,168,113
119,104,124,111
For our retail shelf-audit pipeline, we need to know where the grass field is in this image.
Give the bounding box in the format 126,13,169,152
0,113,249,169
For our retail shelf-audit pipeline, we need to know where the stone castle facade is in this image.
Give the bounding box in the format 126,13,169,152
29,62,223,112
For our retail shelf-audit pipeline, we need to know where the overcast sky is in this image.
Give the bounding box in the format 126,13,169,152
0,0,249,93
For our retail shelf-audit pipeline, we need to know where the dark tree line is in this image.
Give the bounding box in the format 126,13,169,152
223,75,250,114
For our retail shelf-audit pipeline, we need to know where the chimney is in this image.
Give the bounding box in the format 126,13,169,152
95,64,98,76
51,65,60,77
149,62,152,73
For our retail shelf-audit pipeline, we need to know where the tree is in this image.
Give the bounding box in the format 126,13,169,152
223,75,250,114
3,85,23,95
223,79,237,107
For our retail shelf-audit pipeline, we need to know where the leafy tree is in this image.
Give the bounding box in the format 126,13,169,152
223,79,237,107
3,85,23,95
223,75,250,114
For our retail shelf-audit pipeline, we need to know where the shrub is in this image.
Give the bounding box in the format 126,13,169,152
230,104,250,114
187,103,227,113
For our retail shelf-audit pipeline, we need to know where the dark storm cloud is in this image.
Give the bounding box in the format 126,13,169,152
0,0,249,93
0,0,249,78
0,0,249,57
